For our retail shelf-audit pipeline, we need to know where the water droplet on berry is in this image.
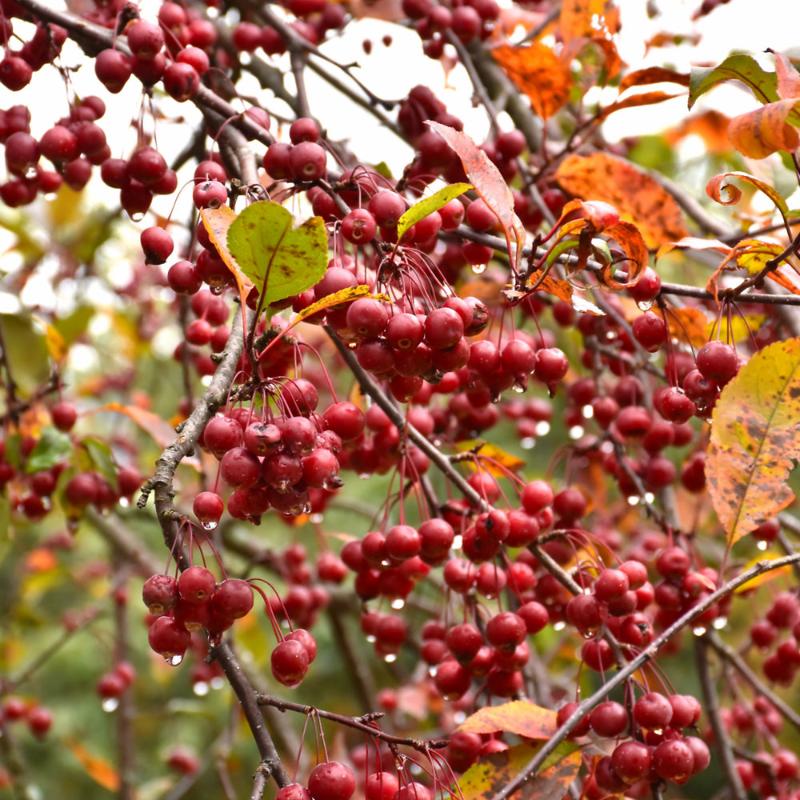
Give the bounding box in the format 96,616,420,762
390,598,405,610
210,677,225,690
240,52,252,66
119,497,130,508
757,539,768,551
644,492,655,504
201,520,217,531
193,681,209,696
453,711,467,724
358,472,371,479
168,654,184,666
101,698,119,713
452,534,463,550
310,513,323,524
636,300,654,311
380,559,391,567
429,666,438,677
553,620,566,631
581,404,593,419
383,653,397,663
535,421,550,436
692,625,707,637
302,503,312,514
652,727,663,735
511,383,525,394
713,616,727,630
568,425,584,439
366,634,376,643
627,495,640,506
471,263,486,274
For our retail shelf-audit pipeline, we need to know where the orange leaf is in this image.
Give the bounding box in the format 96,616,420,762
492,43,571,120
775,53,800,100
597,90,682,121
559,0,610,41
458,700,557,740
555,153,688,248
705,171,789,216
707,338,800,546
728,100,800,159
65,740,120,792
666,307,711,348
427,122,525,268
618,67,690,92
665,110,731,154
735,551,792,593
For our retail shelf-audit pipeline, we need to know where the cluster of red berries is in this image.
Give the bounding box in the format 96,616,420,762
749,591,800,686
1,696,53,740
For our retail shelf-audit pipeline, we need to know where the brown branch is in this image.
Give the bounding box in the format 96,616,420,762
695,636,747,800
257,694,448,751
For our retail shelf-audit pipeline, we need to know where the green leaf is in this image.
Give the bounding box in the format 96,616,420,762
227,201,328,306
26,427,72,474
80,436,117,489
0,314,51,399
372,161,393,179
397,182,471,242
52,305,94,347
689,53,779,108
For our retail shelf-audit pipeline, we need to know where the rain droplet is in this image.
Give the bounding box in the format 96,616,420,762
471,263,486,274
358,472,371,480
168,654,184,666
119,497,130,509
511,383,525,394
210,677,225,690
366,634,377,644
637,300,654,312
390,598,405,610
383,653,397,663
535,421,550,436
452,534,463,550
193,681,210,696
453,711,467,724
429,666,438,677
627,495,641,506
652,727,663,736
644,492,655,504
301,503,312,514
101,698,119,713
553,621,566,632
521,437,536,450
568,425,584,440
692,626,707,637
310,513,324,524
757,539,768,551
201,520,217,531
713,616,728,630
380,559,391,567
582,404,594,420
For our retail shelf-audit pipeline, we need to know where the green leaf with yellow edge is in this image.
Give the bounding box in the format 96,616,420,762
707,338,800,546
458,700,557,740
294,285,381,324
25,427,72,474
689,53,779,109
0,314,50,398
397,182,471,242
458,742,580,800
227,200,328,305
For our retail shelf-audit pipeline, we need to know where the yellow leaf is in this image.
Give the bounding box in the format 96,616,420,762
735,551,792,593
667,307,710,348
455,440,525,477
459,743,580,800
707,338,800,546
556,153,688,248
65,740,120,792
559,0,609,41
459,700,557,740
44,323,66,363
294,285,380,324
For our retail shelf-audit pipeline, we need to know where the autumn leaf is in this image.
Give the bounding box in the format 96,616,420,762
454,441,526,477
458,743,580,800
666,307,710,348
707,338,800,546
728,100,800,158
294,285,382,324
458,700,556,739
559,0,613,41
66,740,120,792
775,52,800,100
200,205,253,306
555,153,688,248
706,171,788,215
689,53,779,108
619,67,689,92
492,43,570,120
735,551,792,593
597,90,682,121
427,122,525,268
665,110,731,154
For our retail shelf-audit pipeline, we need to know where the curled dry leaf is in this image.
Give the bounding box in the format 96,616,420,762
728,100,800,159
774,52,800,100
618,66,690,92
492,43,570,120
597,90,683,121
555,153,688,248
707,337,800,546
